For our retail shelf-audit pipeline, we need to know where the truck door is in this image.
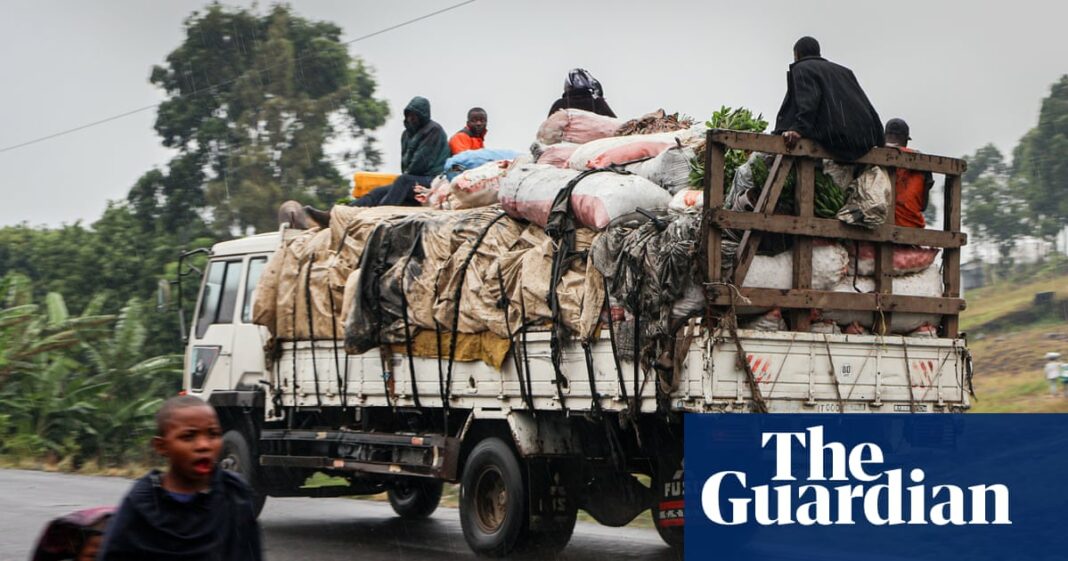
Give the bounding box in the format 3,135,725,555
231,255,270,390
185,259,243,394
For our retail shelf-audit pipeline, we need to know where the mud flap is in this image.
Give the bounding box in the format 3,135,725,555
526,458,579,532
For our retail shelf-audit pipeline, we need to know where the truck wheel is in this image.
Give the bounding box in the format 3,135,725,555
220,430,267,518
388,479,444,519
653,515,684,551
460,438,528,557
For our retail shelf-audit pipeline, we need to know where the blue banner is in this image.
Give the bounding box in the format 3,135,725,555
684,414,1068,561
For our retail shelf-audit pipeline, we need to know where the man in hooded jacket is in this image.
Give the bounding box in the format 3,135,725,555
774,37,884,161
354,96,450,207
304,96,449,224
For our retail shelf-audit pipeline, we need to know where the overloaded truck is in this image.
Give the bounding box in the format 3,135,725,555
178,130,971,556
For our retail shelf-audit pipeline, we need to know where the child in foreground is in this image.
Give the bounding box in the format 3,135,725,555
98,395,263,561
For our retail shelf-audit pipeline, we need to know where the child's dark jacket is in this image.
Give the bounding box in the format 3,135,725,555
98,469,262,561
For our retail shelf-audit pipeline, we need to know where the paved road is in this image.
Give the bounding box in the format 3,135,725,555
0,469,679,561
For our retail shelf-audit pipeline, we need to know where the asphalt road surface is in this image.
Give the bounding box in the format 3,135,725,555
0,469,679,561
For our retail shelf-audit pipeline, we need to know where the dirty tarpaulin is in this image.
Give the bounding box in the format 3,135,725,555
591,213,702,368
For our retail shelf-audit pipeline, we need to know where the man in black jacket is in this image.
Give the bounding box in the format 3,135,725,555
773,37,884,161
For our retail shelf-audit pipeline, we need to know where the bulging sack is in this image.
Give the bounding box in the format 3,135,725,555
566,128,704,172
585,140,674,169
849,243,940,276
836,165,892,229
535,142,578,168
498,163,671,230
536,109,624,146
450,160,513,209
822,265,944,333
625,145,696,194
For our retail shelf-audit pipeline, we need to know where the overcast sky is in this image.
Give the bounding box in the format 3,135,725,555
1,0,1065,228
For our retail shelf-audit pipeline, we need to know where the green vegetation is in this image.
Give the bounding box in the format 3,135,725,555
964,75,1068,262
0,274,182,467
0,4,388,469
962,262,1068,413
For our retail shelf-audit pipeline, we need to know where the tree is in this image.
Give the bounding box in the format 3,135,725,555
134,4,389,236
962,145,1028,266
1011,75,1068,241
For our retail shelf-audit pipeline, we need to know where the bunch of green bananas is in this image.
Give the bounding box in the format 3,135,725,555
749,156,846,218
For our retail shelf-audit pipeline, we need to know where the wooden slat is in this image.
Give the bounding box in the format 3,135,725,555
733,155,795,286
942,174,963,338
708,130,966,175
709,210,966,248
704,138,726,285
873,167,898,335
706,287,965,315
792,160,815,331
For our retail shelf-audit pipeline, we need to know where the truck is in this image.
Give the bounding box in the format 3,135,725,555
178,131,972,557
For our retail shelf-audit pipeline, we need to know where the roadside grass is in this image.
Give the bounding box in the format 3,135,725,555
968,322,1068,413
962,275,1068,332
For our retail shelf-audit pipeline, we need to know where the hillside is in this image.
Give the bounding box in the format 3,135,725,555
962,264,1068,412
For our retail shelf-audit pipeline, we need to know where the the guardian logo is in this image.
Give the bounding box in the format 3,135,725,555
701,426,1011,527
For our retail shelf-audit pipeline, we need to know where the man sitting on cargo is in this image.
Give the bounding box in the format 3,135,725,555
305,96,450,225
884,118,934,228
774,37,884,161
449,107,488,155
548,68,616,118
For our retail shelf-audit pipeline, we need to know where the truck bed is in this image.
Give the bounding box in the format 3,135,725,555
270,328,970,416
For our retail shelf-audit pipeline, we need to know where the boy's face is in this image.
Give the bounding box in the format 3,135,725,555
152,405,222,487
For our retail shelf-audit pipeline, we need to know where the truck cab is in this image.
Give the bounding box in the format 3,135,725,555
184,232,276,399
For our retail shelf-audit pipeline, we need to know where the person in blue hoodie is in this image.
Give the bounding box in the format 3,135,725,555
97,395,263,561
304,96,450,225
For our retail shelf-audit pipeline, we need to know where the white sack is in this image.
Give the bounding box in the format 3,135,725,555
498,162,671,230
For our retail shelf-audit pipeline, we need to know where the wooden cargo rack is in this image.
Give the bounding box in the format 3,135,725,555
701,129,967,338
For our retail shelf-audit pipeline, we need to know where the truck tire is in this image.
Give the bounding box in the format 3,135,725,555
387,479,444,519
653,515,684,551
220,429,267,518
459,438,528,557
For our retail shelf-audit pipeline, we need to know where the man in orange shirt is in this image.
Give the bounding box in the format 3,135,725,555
449,107,487,155
885,118,934,228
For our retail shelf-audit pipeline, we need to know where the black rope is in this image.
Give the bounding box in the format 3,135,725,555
303,259,323,407
498,265,533,411
582,341,602,415
518,286,535,409
364,226,395,410
327,278,346,411
399,248,422,408
603,288,629,406
431,265,448,425
445,212,509,411
544,168,628,413
632,277,642,416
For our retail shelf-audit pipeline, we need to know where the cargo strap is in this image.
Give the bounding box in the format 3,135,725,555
327,274,347,411
902,338,918,414
821,334,846,413
709,281,768,413
602,289,630,410
399,246,422,408
497,266,536,412
304,257,323,407
444,211,509,424
545,167,631,413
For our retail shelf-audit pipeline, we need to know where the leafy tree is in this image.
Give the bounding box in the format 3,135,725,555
962,145,1028,266
134,4,389,236
1011,75,1068,241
